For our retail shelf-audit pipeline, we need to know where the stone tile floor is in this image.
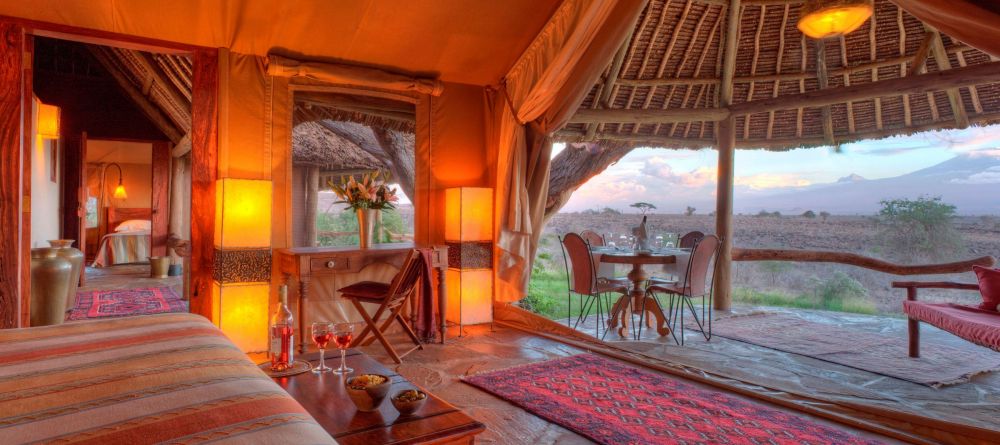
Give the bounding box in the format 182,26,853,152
79,264,183,295
359,325,896,445
571,303,1000,433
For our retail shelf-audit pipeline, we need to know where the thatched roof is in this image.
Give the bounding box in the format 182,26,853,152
557,0,1000,151
293,91,416,133
291,122,384,171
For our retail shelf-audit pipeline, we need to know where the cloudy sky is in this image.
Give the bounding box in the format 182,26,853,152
559,125,1000,214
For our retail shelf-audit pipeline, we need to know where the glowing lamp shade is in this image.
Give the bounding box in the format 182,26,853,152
215,178,272,248
36,102,60,140
797,0,872,39
112,183,128,200
445,187,493,242
445,187,494,326
213,282,269,352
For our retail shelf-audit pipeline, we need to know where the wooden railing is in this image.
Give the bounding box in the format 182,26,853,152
732,248,996,275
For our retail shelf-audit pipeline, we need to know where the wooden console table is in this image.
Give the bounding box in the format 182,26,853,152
277,243,449,353
273,350,485,444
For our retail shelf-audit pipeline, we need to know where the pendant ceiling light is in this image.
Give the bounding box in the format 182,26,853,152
797,0,873,39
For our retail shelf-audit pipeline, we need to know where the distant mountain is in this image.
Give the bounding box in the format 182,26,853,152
836,173,866,183
734,154,1000,215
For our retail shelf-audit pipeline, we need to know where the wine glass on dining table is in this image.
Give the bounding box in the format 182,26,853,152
311,321,334,374
332,322,356,375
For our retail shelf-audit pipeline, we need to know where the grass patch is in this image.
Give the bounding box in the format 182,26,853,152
520,270,599,321
732,287,877,315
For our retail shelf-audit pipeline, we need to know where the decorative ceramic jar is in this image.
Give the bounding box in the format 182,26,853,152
356,208,377,249
149,256,170,278
30,248,72,326
47,239,83,311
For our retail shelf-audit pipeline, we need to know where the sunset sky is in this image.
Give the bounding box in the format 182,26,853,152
559,125,1000,214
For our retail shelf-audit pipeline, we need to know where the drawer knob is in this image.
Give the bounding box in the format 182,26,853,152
325,260,337,269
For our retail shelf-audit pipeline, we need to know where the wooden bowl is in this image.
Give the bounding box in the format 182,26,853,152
391,389,428,417
345,374,391,412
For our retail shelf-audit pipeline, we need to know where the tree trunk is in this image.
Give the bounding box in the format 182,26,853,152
543,143,634,223
317,121,415,201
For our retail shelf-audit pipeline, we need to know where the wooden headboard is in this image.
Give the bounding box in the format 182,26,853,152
105,207,152,232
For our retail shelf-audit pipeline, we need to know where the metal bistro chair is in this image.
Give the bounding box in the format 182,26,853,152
644,235,721,345
559,233,629,338
580,230,605,247
338,249,425,364
647,230,705,287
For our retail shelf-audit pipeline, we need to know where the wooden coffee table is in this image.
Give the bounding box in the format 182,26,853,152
271,350,485,444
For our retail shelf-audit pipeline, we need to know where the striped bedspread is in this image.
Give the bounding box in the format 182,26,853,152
91,231,150,267
0,313,337,444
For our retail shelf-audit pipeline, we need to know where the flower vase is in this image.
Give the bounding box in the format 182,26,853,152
356,208,377,249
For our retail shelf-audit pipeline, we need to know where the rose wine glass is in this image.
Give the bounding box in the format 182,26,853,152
311,322,334,374
332,322,355,375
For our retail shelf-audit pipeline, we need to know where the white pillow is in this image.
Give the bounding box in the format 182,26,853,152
115,219,151,232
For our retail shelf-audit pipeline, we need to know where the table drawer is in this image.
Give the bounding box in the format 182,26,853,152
310,257,350,272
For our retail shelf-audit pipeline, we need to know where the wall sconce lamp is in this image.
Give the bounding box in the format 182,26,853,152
444,187,494,331
103,163,128,202
36,102,60,140
213,178,273,352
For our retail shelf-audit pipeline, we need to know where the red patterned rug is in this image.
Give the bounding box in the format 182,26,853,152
67,287,188,321
464,354,882,445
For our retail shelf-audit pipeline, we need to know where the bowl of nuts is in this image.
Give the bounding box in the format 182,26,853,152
345,374,391,412
391,389,428,417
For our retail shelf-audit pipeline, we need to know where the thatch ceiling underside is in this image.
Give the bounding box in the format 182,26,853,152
557,0,1000,150
291,122,383,171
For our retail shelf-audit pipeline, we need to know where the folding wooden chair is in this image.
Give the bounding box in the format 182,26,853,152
338,249,425,363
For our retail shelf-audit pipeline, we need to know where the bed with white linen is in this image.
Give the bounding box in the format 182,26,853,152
91,209,152,267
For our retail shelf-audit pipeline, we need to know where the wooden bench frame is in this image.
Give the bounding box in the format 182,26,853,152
891,281,981,358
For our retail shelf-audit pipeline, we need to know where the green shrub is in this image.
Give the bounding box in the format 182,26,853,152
801,210,816,218
877,196,964,261
810,272,867,308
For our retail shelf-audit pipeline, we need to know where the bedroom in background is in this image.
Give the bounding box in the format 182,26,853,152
27,36,192,325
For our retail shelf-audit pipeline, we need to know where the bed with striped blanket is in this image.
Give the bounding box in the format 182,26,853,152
0,313,336,444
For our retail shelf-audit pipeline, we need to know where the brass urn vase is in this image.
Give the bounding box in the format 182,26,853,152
48,239,84,311
30,248,72,326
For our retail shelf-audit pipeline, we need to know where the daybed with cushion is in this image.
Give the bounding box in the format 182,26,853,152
0,313,337,444
894,266,1000,357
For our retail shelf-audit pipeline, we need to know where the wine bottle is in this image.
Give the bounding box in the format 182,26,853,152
269,285,295,371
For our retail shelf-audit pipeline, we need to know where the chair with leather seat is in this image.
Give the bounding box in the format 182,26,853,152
338,249,425,363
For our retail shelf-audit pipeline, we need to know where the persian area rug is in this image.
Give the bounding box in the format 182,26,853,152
67,287,188,321
710,313,1000,387
463,354,881,445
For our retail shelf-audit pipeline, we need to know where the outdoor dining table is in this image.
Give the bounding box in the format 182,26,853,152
593,247,688,338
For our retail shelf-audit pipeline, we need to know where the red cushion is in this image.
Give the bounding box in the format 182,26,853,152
904,301,1000,351
338,281,390,300
973,265,1000,311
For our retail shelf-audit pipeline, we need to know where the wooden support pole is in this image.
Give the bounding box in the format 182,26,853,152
815,39,835,145
189,48,219,318
714,114,736,310
0,22,27,328
304,166,319,247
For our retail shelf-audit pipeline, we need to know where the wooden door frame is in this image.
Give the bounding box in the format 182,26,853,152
0,18,218,327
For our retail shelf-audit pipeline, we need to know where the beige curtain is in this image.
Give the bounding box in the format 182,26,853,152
494,0,646,302
892,0,1000,58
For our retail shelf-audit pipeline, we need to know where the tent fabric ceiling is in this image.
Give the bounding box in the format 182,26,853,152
0,0,563,85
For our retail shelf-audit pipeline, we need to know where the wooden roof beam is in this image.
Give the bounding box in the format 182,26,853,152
927,27,970,129
88,47,184,143
569,107,731,124
730,60,1000,116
